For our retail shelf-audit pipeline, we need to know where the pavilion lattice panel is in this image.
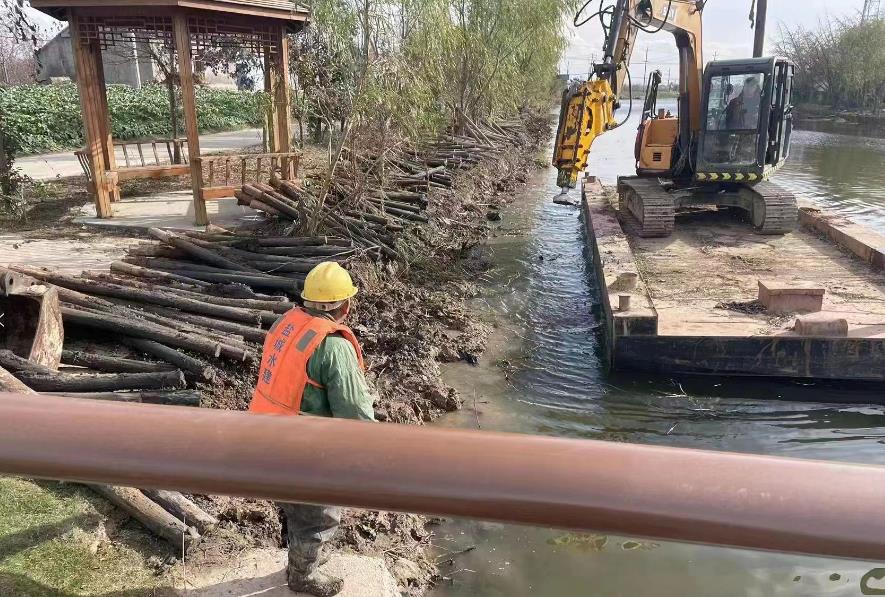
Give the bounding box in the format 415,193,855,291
188,16,278,56
78,15,174,48
76,15,278,56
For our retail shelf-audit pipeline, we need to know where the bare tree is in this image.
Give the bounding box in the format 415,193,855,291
0,36,36,85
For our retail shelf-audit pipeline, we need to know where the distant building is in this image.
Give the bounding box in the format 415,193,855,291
37,27,155,87
36,27,238,89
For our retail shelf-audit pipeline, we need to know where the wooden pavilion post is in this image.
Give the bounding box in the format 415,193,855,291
173,13,209,226
263,51,277,153
69,12,112,217
93,45,120,202
271,25,293,179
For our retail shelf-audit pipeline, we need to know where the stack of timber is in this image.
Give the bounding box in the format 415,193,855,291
0,116,529,550
234,117,527,259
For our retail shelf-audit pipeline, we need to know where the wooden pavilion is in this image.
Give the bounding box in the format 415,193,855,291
31,0,308,225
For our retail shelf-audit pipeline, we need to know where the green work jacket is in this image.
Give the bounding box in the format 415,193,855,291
299,310,375,422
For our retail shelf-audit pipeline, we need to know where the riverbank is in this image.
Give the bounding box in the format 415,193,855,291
0,112,551,594
188,112,552,593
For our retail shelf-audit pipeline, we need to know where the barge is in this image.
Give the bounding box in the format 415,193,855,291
582,175,885,381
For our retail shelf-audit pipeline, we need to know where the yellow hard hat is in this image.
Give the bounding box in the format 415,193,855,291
301,262,358,303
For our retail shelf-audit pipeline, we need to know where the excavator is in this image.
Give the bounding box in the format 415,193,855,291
553,0,797,237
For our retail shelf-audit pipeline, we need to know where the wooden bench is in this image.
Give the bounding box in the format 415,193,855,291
75,137,188,182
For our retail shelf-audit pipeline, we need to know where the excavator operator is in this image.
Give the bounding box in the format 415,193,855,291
725,76,762,130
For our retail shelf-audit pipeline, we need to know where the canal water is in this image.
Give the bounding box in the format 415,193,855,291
429,104,885,596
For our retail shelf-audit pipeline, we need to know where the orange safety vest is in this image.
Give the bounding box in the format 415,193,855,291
249,308,364,416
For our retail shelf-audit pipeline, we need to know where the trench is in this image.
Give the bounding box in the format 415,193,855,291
429,104,885,596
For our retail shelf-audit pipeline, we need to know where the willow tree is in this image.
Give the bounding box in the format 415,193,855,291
402,0,572,127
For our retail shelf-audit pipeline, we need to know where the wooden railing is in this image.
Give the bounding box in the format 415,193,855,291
76,137,189,182
195,151,302,201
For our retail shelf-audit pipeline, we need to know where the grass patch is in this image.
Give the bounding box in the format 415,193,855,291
0,477,171,596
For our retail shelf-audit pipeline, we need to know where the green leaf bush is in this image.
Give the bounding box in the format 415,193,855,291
0,83,265,155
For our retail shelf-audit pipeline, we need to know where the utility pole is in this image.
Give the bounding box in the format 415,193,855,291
753,0,767,57
863,0,882,21
641,47,649,83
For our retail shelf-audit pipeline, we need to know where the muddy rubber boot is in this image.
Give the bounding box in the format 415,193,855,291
287,568,344,597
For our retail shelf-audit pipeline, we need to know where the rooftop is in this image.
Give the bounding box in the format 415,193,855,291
31,0,309,22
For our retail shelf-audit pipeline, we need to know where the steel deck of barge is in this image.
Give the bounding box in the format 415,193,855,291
581,175,885,382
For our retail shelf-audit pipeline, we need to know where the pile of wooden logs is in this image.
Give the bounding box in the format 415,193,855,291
0,115,529,549
0,228,359,396
233,117,526,258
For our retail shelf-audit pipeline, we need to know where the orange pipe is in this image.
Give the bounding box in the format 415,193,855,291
1,392,884,561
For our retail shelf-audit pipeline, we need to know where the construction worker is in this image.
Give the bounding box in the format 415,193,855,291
250,261,374,597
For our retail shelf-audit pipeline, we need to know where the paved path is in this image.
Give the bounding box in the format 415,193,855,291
16,128,263,181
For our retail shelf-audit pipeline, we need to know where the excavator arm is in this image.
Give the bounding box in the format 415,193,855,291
552,0,705,192
552,79,618,190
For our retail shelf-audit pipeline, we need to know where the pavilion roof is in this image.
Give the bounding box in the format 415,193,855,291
31,0,310,23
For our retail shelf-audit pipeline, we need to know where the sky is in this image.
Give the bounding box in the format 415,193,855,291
563,0,868,81
15,0,869,59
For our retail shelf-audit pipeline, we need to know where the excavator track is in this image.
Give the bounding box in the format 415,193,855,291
748,181,798,235
617,177,675,238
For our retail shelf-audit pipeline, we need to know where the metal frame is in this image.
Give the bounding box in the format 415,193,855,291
3,392,885,562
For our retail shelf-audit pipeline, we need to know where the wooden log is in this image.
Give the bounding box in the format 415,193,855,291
0,266,112,311
61,350,175,374
148,228,261,273
137,268,301,291
241,184,301,220
253,245,356,258
51,390,201,406
142,307,268,344
109,307,251,361
94,273,283,318
89,485,199,549
185,244,326,270
16,369,186,392
142,489,218,534
126,244,188,259
120,257,283,279
0,349,56,375
243,260,314,275
12,266,262,325
121,338,215,381
110,261,212,288
61,307,222,359
252,236,352,248
375,205,428,223
249,199,285,218
107,263,294,313
0,364,34,393
365,196,423,213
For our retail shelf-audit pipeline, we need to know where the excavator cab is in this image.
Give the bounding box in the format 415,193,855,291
696,57,794,183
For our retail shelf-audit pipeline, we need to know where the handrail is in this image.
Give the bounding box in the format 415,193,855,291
1,392,885,562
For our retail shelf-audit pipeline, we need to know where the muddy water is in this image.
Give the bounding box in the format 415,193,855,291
429,108,885,596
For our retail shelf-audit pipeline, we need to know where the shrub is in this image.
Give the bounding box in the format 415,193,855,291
0,83,265,155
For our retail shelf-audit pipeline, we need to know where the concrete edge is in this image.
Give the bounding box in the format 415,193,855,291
799,207,885,271
580,175,658,357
